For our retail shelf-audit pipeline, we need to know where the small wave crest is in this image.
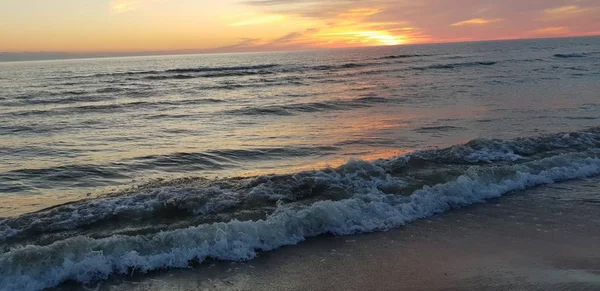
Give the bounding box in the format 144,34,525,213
3,98,225,118
0,145,338,196
165,64,278,74
223,97,389,116
413,61,497,70
414,125,463,133
377,54,429,60
85,64,280,80
553,53,587,58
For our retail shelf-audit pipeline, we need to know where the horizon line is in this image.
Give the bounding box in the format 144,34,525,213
1,34,599,64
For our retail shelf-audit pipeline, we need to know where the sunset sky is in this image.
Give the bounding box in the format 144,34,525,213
1,0,599,54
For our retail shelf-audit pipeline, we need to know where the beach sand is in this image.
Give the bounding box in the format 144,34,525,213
59,177,600,291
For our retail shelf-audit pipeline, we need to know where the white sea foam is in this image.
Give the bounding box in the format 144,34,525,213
3,128,599,244
412,130,599,164
1,152,600,291
0,185,244,242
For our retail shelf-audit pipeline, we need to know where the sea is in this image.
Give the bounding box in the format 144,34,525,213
1,36,599,290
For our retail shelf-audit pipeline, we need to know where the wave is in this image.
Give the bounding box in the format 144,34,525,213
0,145,338,196
1,128,599,290
413,61,497,70
0,124,60,136
144,74,198,80
4,104,123,117
565,116,598,120
553,53,587,58
2,128,598,238
90,62,387,81
96,87,123,93
132,146,339,170
165,64,279,74
414,125,463,132
377,54,429,60
2,90,119,107
3,98,226,117
81,64,280,79
224,97,389,116
15,95,113,106
143,70,275,80
412,129,599,164
308,62,378,71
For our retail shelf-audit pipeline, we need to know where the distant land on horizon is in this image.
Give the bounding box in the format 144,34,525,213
0,49,226,63
2,35,598,63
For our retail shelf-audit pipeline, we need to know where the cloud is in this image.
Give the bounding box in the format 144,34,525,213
451,18,503,27
234,1,432,47
231,0,598,50
230,14,285,26
110,0,142,14
110,0,173,14
215,38,265,51
207,22,431,53
530,26,570,35
271,28,319,44
242,0,383,20
206,30,311,53
540,5,596,21
339,8,383,19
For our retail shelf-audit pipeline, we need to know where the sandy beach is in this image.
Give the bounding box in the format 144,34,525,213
56,177,600,291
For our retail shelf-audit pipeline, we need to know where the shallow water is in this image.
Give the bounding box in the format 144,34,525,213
1,37,600,290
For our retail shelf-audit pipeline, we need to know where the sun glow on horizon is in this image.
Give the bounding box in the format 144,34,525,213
319,30,406,46
0,0,598,54
357,31,405,46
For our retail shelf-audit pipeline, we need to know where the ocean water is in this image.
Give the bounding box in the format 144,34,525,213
1,36,600,290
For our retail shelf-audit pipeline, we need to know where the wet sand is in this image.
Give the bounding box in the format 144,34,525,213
60,177,600,291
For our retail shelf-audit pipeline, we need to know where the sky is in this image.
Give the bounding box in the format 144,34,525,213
1,0,599,55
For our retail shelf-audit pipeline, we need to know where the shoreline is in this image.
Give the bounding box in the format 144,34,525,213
57,177,600,291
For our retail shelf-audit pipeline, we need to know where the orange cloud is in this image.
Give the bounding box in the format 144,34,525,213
230,14,285,26
220,4,431,50
530,26,570,36
540,5,596,21
451,18,503,27
207,20,432,54
339,8,383,19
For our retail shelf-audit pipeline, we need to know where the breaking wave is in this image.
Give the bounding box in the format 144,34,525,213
1,127,600,290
